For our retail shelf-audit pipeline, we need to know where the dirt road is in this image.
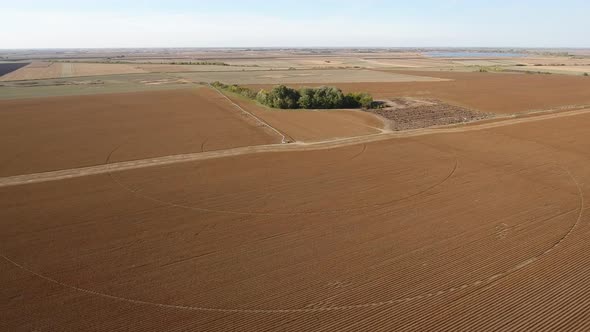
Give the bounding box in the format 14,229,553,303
2,106,589,188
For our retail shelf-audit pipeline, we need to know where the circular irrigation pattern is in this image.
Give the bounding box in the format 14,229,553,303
1,146,585,313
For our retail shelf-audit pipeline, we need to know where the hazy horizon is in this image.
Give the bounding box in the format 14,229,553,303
1,0,589,49
2,47,590,51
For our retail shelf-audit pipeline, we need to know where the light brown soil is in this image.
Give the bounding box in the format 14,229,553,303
231,95,385,142
0,61,63,81
1,110,590,330
176,69,446,85
67,63,147,77
0,88,278,177
249,70,590,114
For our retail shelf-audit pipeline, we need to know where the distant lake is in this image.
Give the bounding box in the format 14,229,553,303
423,51,525,58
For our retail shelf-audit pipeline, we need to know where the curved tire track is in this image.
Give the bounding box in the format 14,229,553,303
106,149,457,217
1,161,583,314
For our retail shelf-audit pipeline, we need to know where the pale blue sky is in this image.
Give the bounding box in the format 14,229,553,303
1,0,588,48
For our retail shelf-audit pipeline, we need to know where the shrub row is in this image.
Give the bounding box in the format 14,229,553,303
211,81,258,99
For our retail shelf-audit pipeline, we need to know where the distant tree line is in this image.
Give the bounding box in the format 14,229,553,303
212,82,374,109
169,61,229,66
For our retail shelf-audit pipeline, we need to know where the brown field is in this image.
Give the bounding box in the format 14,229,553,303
64,62,147,77
250,109,384,141
517,56,590,67
135,63,275,73
249,70,590,114
361,57,458,68
2,109,590,331
227,95,385,142
176,69,446,85
0,62,147,81
3,49,590,331
507,65,590,75
0,88,279,177
0,61,63,81
0,86,384,177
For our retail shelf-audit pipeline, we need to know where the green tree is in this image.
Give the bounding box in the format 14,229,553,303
311,86,344,108
267,85,301,109
343,92,373,108
355,92,374,108
256,89,269,105
298,88,316,108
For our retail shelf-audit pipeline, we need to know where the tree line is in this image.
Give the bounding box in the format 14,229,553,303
211,82,374,109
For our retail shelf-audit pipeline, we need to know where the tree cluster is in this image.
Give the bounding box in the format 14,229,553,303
257,85,373,109
211,82,374,109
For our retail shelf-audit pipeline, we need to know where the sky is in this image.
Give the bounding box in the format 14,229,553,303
1,0,589,49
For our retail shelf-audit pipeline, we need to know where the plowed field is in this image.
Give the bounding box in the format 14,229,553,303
351,71,590,114
2,109,590,331
0,88,278,177
249,71,590,114
0,62,147,81
227,95,385,142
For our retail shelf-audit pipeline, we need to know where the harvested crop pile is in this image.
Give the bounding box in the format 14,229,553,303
368,97,494,130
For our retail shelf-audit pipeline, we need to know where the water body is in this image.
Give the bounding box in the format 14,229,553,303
423,51,525,58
